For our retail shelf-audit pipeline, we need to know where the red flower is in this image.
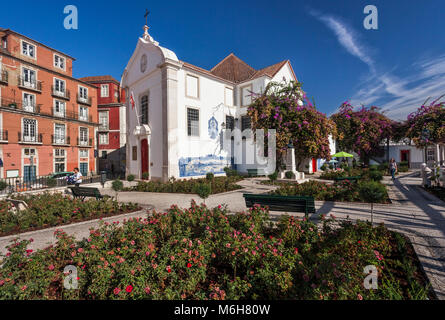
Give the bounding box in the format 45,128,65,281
187,263,192,268
166,266,171,273
126,285,133,293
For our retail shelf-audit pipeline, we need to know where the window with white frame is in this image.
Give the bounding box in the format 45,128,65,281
24,148,36,156
98,111,109,130
186,75,199,98
99,133,109,145
22,118,37,142
22,41,35,58
23,93,35,112
54,124,66,144
79,86,88,101
187,108,199,137
22,68,36,87
54,148,66,172
101,84,109,97
427,149,435,161
140,95,148,124
54,78,66,94
54,54,65,69
79,106,88,121
79,127,88,146
54,100,65,117
79,149,89,158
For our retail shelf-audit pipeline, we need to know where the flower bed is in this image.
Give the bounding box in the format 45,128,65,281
0,202,431,300
0,193,140,237
126,176,243,195
269,180,390,203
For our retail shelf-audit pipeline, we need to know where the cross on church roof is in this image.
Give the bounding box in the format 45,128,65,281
144,9,150,26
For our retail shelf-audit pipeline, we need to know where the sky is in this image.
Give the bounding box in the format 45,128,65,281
1,0,444,120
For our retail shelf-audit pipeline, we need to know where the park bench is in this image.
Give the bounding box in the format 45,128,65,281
247,169,266,177
243,193,316,218
5,198,29,212
68,186,104,201
333,176,361,183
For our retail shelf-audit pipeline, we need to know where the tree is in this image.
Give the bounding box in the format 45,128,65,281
358,180,387,224
331,102,393,165
112,179,124,202
193,183,211,204
406,98,445,147
247,81,337,168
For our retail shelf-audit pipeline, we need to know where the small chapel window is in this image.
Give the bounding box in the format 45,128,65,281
187,108,199,137
141,95,149,124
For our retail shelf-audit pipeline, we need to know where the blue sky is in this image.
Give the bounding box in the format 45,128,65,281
1,0,444,120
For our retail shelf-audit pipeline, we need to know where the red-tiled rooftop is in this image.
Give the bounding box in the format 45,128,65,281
79,75,119,84
183,53,295,84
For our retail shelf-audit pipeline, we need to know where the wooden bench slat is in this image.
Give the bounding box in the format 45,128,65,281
243,193,316,217
69,187,103,201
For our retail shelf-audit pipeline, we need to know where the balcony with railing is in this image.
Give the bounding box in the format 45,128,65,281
77,93,92,105
77,137,93,147
0,97,41,114
18,76,42,93
51,135,70,146
98,122,109,131
52,85,70,100
18,132,43,144
0,70,8,85
0,130,8,143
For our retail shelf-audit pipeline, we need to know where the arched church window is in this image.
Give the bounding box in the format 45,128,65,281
141,95,149,125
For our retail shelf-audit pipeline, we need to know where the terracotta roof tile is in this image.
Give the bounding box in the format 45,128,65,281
210,53,256,83
249,60,288,80
79,75,119,83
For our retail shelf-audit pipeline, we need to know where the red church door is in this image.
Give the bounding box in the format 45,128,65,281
141,139,149,179
312,158,317,173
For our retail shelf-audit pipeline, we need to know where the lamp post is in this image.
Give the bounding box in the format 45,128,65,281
421,128,430,164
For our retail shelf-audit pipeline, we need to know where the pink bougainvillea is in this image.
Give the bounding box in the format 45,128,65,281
247,81,337,167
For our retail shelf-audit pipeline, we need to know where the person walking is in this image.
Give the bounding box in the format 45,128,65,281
73,167,83,187
389,158,398,181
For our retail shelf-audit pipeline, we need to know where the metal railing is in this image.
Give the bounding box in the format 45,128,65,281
0,97,41,113
0,97,93,123
77,137,93,147
51,135,70,145
0,70,8,84
51,85,70,100
77,93,92,105
0,130,8,142
18,76,42,92
18,132,43,144
0,174,103,195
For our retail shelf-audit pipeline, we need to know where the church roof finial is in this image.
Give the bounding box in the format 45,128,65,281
141,10,158,45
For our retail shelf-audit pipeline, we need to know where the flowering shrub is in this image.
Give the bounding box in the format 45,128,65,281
0,193,140,236
129,176,243,195
247,81,337,168
0,202,429,299
406,99,445,147
269,180,389,203
331,102,394,163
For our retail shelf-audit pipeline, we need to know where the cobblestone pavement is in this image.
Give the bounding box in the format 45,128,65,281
1,173,444,299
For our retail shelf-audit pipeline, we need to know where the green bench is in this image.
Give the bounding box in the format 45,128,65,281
247,169,266,177
243,193,316,218
69,186,104,201
334,176,361,182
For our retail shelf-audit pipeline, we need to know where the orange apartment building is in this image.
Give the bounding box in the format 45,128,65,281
0,28,98,180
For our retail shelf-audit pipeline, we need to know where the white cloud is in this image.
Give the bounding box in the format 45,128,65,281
311,11,445,120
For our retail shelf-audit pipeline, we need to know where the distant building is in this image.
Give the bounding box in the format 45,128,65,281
121,24,299,181
0,27,98,180
374,139,445,168
79,76,126,177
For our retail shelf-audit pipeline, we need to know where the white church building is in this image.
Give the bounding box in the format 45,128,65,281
121,25,299,181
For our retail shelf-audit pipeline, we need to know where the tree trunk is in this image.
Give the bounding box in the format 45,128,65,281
371,203,374,224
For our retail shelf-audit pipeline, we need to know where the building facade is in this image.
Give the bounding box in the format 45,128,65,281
121,25,299,181
79,76,126,177
0,28,97,180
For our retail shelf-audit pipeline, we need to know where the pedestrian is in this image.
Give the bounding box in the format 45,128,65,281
73,167,83,187
389,158,398,181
